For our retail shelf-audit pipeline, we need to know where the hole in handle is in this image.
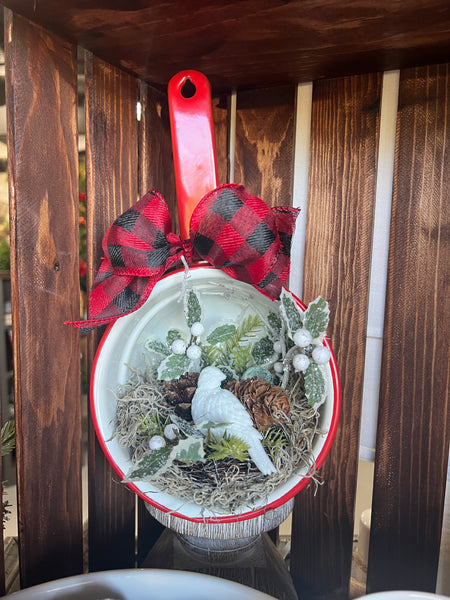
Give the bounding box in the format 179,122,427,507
181,78,196,99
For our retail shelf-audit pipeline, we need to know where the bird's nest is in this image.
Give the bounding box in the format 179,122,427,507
113,364,324,515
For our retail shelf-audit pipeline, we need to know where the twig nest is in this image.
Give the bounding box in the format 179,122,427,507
293,353,310,372
312,346,331,364
293,328,313,348
226,378,290,431
149,435,166,450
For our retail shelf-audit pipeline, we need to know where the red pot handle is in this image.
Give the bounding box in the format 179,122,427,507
168,70,218,241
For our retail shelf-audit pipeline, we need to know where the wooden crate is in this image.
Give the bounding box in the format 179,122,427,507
0,2,449,598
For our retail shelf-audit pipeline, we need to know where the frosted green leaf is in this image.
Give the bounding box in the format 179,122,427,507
304,363,326,408
199,420,229,430
268,311,282,333
166,329,183,346
280,288,304,338
144,336,170,356
170,414,197,437
303,296,330,339
171,437,205,463
184,289,201,327
252,336,275,364
127,446,171,480
207,324,237,344
242,366,274,384
157,353,191,380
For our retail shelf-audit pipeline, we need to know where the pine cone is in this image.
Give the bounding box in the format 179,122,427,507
226,378,290,432
162,372,199,421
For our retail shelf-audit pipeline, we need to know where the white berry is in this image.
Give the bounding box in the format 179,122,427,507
293,353,310,372
274,361,284,374
312,345,331,364
293,328,313,348
164,423,179,440
171,339,187,355
190,322,204,337
273,340,282,354
149,435,166,450
186,344,202,360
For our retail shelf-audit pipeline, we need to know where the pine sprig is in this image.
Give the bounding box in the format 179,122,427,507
1,421,15,457
206,432,250,461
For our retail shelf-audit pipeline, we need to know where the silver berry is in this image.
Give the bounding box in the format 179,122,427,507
273,340,282,354
186,344,202,360
190,322,205,337
312,345,331,364
149,435,166,450
274,361,284,374
171,339,187,355
293,353,310,372
164,423,179,440
293,328,313,348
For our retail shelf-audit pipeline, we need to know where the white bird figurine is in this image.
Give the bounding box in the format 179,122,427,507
191,366,277,476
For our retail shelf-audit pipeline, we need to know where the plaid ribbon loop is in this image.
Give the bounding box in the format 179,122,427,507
67,183,299,330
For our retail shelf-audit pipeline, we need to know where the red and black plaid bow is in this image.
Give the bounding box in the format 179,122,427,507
68,184,299,330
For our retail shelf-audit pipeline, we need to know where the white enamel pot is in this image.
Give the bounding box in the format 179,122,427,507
91,71,341,539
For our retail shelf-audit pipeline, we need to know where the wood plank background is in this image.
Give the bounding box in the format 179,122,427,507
4,11,83,588
367,63,450,593
84,52,139,571
289,73,381,600
1,8,449,597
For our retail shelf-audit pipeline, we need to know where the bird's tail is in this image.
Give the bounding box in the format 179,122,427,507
248,433,277,476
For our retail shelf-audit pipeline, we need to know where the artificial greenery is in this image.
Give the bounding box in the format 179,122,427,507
1,420,15,527
119,278,332,490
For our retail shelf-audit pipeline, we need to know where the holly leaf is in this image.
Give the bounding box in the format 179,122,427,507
166,329,183,346
252,335,275,364
207,324,237,344
126,446,171,480
157,353,191,380
170,437,205,463
170,414,197,437
242,366,274,384
303,297,330,339
268,311,282,333
184,289,201,327
279,288,304,338
304,363,326,408
144,336,170,356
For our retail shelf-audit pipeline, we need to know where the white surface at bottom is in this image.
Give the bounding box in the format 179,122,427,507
7,569,277,600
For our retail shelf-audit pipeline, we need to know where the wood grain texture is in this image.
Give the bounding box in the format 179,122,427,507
234,86,296,207
5,10,83,587
367,63,450,593
0,1,449,91
212,94,230,186
290,73,381,599
136,81,175,561
84,52,138,571
138,82,176,227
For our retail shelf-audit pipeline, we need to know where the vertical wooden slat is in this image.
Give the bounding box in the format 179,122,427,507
135,81,175,562
85,52,138,571
212,94,230,186
368,63,450,593
235,86,295,207
290,73,381,599
234,84,295,551
5,10,82,587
